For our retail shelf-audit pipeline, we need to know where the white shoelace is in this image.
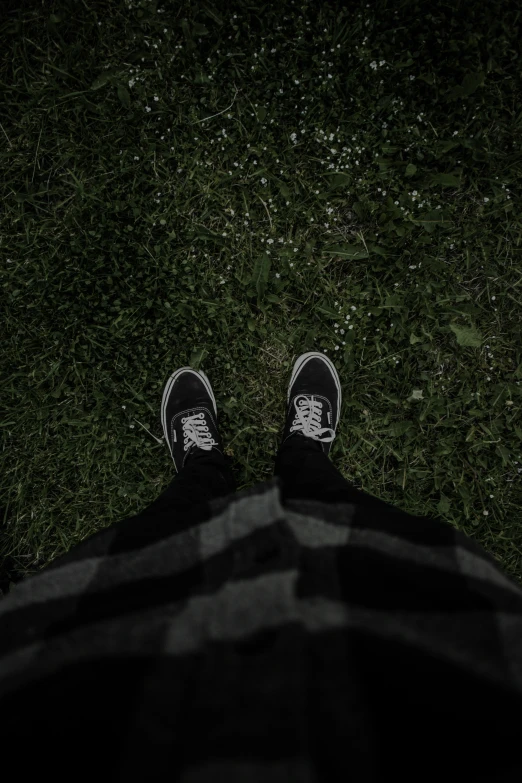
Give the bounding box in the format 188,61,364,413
290,395,335,442
176,412,218,453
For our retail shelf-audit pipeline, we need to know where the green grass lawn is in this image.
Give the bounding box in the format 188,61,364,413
1,0,521,587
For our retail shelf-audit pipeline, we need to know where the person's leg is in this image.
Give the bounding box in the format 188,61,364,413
274,434,378,506
111,364,237,543
274,351,388,509
120,363,237,522
274,434,452,544
137,449,236,520
47,365,238,567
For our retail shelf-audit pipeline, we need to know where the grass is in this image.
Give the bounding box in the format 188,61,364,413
1,0,521,588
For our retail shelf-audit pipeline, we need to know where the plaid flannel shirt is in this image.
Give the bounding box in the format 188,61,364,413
1,476,521,781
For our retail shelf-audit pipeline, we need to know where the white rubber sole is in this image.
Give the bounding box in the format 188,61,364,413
160,367,217,461
287,351,342,423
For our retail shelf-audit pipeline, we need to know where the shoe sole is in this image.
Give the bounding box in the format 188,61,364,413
161,367,218,462
287,351,342,424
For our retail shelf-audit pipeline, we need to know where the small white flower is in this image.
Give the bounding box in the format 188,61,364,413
483,510,489,516
275,273,280,278
484,197,489,203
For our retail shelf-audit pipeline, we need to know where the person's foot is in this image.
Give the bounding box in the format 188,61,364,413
279,351,342,458
161,367,225,472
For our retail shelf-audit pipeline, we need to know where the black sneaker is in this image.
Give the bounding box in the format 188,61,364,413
161,367,224,472
279,351,342,458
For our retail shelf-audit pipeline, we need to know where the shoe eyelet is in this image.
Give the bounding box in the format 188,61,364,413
181,417,186,423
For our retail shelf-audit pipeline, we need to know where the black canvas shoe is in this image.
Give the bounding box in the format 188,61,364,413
280,351,342,458
161,367,225,472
